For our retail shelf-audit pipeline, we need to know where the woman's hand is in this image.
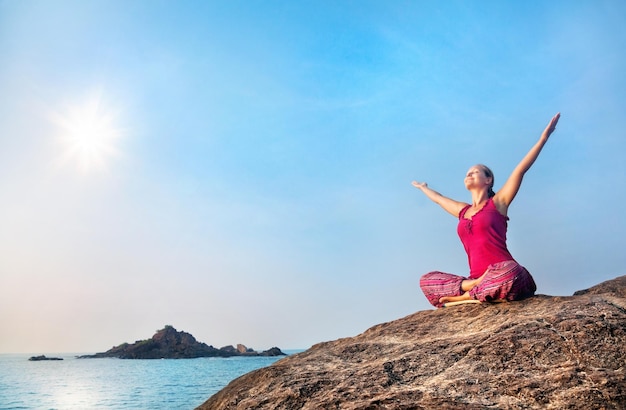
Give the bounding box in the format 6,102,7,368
495,112,562,210
412,181,467,217
541,112,561,141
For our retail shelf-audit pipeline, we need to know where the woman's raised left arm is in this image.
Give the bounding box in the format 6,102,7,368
494,113,561,212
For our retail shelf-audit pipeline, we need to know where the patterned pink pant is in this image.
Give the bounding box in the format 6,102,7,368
420,260,536,308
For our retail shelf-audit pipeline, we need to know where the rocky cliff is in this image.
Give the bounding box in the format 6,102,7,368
79,325,285,359
198,276,626,409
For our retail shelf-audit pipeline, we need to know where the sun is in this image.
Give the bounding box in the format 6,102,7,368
52,91,124,173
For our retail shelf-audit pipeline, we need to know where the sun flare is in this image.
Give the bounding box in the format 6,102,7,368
52,91,124,173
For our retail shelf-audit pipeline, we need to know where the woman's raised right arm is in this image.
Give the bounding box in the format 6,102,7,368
412,181,468,217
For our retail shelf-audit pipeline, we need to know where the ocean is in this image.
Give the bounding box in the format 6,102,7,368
0,351,301,409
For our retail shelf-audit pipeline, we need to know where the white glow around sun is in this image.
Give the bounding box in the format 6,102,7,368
51,91,125,173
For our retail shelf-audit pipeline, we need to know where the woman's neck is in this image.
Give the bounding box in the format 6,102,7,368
470,190,490,207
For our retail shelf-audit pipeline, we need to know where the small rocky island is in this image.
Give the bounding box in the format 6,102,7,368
28,355,63,361
78,325,285,359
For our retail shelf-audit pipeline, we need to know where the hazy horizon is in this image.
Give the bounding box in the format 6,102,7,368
2,0,625,354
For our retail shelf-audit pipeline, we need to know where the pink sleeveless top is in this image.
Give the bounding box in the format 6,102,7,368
457,198,514,279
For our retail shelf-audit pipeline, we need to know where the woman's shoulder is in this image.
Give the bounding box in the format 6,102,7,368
490,196,509,217
457,202,472,219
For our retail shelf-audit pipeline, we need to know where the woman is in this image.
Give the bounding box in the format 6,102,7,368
413,113,560,308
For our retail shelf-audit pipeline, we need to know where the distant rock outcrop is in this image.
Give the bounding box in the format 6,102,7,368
78,325,285,359
28,355,63,361
198,276,626,409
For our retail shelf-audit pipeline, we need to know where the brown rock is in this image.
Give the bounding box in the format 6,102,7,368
219,345,238,355
79,325,221,359
197,276,626,409
78,326,285,359
28,355,63,361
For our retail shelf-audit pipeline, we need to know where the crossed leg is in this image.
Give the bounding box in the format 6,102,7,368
439,274,486,305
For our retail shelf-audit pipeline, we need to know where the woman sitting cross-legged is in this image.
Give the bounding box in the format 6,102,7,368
413,113,560,308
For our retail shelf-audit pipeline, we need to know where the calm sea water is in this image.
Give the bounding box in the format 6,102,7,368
0,351,301,409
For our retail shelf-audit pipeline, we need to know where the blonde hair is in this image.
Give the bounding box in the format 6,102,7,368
477,164,495,197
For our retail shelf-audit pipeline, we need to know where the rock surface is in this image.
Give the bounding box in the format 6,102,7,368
198,276,626,409
79,325,285,359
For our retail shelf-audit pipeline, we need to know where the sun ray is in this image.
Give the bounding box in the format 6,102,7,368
51,90,125,174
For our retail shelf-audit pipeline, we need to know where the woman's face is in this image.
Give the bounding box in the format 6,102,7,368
464,166,492,190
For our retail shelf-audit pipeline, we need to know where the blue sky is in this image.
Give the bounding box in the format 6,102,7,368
1,0,625,353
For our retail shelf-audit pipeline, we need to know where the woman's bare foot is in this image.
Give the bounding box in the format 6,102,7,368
461,279,479,292
461,272,487,292
439,291,472,304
